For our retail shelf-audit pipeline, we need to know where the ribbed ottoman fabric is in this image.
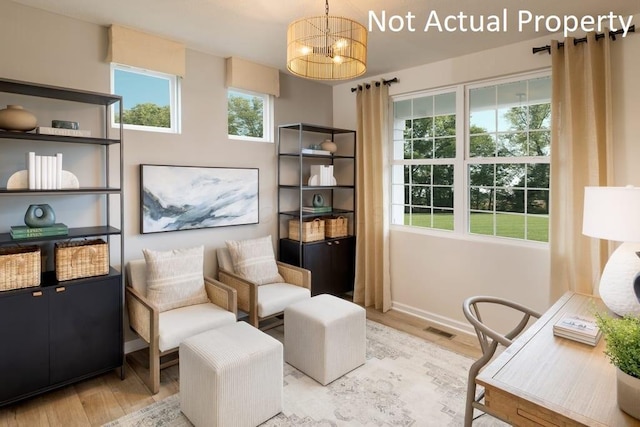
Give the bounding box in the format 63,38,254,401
284,294,366,386
179,322,283,427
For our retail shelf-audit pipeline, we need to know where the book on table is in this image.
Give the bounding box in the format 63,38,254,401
553,313,602,346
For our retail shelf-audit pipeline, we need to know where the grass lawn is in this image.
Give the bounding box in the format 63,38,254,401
405,212,549,242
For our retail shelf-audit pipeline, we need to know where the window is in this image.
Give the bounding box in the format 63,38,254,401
227,88,273,142
111,64,180,133
391,72,551,243
391,91,457,230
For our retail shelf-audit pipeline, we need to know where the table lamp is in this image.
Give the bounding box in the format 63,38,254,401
582,186,640,316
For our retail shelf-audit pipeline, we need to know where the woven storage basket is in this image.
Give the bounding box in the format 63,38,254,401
0,245,41,291
324,216,348,238
289,218,325,242
55,239,109,281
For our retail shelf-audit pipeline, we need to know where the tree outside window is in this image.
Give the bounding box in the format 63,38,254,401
227,88,273,142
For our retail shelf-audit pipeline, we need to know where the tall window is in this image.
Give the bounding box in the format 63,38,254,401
391,91,456,230
467,76,551,242
391,72,551,243
227,88,273,143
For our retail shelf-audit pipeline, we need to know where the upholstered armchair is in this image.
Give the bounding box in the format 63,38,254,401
125,247,237,394
217,236,311,329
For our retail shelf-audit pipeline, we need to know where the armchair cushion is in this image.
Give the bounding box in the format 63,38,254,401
257,282,311,318
225,236,284,285
158,303,236,352
143,246,209,312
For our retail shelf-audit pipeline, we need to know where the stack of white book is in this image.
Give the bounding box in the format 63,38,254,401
26,151,63,190
553,313,602,346
301,148,331,156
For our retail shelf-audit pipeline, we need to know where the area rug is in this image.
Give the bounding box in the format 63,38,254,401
104,320,505,426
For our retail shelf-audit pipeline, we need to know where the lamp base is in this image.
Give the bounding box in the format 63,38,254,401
599,242,640,316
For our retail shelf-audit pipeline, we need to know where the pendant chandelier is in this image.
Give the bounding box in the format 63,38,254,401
286,0,367,81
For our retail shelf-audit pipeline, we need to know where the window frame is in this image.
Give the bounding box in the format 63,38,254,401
110,63,181,134
390,87,459,231
390,70,551,246
227,87,274,143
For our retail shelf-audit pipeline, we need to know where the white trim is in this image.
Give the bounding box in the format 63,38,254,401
391,301,476,338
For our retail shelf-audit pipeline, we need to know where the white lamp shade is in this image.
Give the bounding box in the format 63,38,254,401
582,186,640,242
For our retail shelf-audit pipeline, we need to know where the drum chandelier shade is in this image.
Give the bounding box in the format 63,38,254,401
286,0,367,80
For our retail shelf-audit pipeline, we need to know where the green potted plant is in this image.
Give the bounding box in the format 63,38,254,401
595,312,640,420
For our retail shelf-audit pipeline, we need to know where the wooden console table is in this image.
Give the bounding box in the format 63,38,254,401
476,292,640,426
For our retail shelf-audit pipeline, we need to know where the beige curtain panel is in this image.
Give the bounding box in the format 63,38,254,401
355,82,391,312
107,24,186,77
225,57,280,97
549,32,614,301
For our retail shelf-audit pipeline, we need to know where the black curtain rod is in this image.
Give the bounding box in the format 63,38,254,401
350,77,398,92
532,25,635,54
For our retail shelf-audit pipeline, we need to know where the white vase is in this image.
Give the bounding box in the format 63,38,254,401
0,104,38,132
598,242,640,316
617,367,640,420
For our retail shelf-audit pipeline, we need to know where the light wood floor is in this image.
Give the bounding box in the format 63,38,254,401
0,307,481,427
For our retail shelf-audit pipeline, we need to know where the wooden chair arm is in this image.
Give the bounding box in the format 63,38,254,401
125,286,158,344
204,276,238,317
218,269,258,315
277,261,311,290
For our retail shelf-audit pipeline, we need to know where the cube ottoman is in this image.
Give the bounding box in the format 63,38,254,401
179,321,283,427
284,294,366,385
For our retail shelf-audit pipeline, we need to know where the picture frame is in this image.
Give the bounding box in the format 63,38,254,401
140,164,259,234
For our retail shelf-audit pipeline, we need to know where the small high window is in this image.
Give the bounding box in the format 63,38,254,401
227,88,273,142
111,64,180,133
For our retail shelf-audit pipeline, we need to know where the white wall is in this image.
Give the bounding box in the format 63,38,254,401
0,2,333,346
333,22,640,335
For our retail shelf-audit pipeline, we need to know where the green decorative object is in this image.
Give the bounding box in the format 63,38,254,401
312,193,324,207
24,204,56,228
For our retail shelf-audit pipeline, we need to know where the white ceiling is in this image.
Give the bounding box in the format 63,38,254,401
10,0,640,83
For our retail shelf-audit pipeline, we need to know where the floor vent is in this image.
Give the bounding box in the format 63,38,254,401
424,326,455,339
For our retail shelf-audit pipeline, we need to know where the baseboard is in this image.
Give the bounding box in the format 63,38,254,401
391,301,476,338
124,338,148,354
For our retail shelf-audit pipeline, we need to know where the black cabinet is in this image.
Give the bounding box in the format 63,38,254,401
0,273,122,405
49,274,122,384
0,288,49,403
280,236,355,296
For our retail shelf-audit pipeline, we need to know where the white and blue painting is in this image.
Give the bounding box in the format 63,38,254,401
140,165,259,233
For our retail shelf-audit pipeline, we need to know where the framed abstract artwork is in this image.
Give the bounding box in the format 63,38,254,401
140,164,259,233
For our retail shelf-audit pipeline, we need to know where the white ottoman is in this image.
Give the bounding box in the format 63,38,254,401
284,294,366,385
179,322,283,427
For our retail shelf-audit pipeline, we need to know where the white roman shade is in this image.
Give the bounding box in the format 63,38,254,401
226,57,280,97
107,24,186,77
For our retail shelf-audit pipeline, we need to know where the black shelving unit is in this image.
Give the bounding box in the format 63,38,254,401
0,77,124,406
277,123,357,296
